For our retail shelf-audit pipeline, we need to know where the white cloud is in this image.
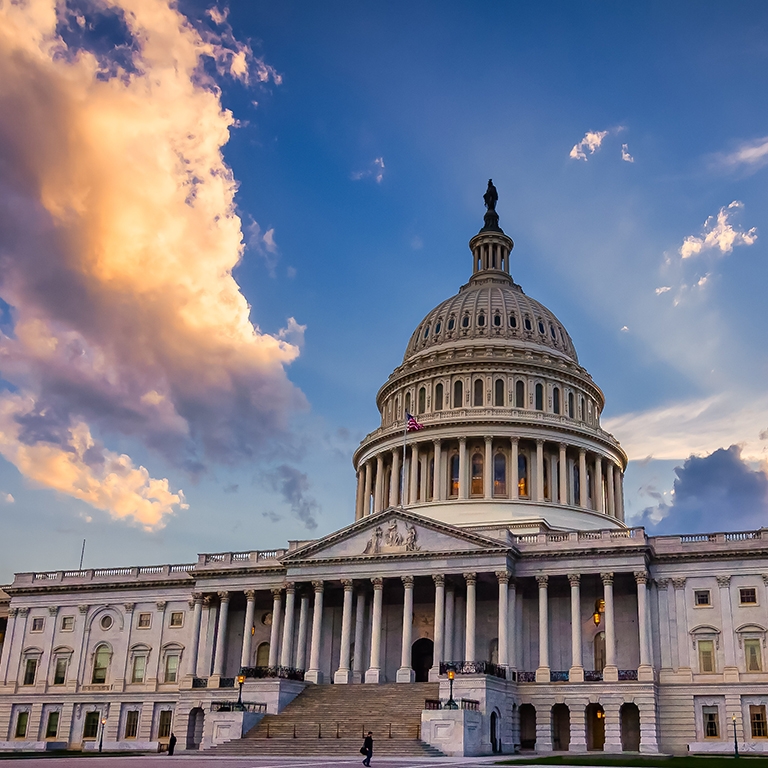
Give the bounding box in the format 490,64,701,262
569,130,609,161
2,492,13,503
717,136,768,172
621,143,634,163
351,157,386,183
620,326,629,332
679,201,757,259
655,286,671,295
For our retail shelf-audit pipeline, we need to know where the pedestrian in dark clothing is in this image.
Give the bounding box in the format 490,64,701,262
168,733,177,755
361,731,373,766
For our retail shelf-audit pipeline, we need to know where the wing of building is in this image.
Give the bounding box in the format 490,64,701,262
1,187,768,756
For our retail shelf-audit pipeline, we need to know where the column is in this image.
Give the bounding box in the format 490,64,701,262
535,575,550,681
508,579,517,670
0,607,18,684
458,437,468,499
558,444,568,504
352,589,366,683
454,593,465,662
433,440,443,501
718,575,738,680
186,593,203,678
267,588,283,667
430,575,445,681
484,436,493,499
444,585,455,662
363,460,373,516
419,451,428,501
601,573,618,681
389,449,401,507
464,573,477,662
365,577,384,683
409,445,419,504
355,469,365,520
397,576,415,682
595,456,604,512
535,439,544,501
305,581,325,684
635,572,653,681
334,580,355,684
578,449,587,507
280,583,296,668
656,579,672,670
510,438,519,499
606,463,615,517
295,589,310,670
568,574,584,681
673,578,689,669
616,471,625,521
374,454,384,513
496,572,509,667
212,591,230,677
240,590,256,668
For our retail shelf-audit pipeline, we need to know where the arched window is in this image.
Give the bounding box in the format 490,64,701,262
543,459,550,500
417,387,426,415
538,320,545,334
509,314,517,328
493,453,506,497
404,392,411,415
461,314,470,328
449,454,460,497
568,392,574,418
447,317,455,331
424,325,430,339
493,314,501,327
515,380,525,408
573,464,580,505
256,642,270,667
473,379,484,407
471,452,483,495
579,396,585,421
453,380,463,409
553,387,561,415
92,645,111,684
524,316,532,331
434,383,443,412
535,383,544,411
518,454,528,498
494,379,504,406
477,313,485,327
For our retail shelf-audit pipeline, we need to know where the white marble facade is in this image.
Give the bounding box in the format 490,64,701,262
2,195,768,756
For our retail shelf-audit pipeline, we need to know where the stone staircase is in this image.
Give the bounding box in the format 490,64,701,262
208,681,444,756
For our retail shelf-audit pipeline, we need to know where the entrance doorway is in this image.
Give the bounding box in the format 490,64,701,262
186,708,204,750
411,638,434,682
490,710,500,753
586,704,605,751
620,703,641,751
551,704,570,751
519,704,536,750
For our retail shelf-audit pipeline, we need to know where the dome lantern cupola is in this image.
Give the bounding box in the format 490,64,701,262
468,179,514,281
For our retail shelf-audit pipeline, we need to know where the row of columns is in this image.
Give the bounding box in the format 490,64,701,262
355,438,625,519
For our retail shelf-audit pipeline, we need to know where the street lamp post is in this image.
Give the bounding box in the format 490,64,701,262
99,716,107,753
236,673,246,710
733,714,739,758
445,669,458,709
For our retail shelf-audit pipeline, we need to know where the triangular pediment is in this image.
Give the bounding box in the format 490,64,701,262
283,507,508,563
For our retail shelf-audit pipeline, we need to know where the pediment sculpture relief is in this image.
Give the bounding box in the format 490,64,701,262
362,520,421,555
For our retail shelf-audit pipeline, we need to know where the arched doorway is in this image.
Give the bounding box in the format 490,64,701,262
551,704,570,751
256,642,270,667
586,704,605,751
620,703,640,751
186,708,204,750
411,638,433,682
519,704,536,750
490,710,500,753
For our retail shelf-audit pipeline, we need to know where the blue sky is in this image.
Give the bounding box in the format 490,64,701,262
1,0,767,581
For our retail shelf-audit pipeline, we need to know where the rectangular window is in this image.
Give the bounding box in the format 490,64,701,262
158,710,172,739
164,654,179,683
703,706,720,738
23,658,37,686
745,639,763,672
83,712,100,740
751,705,768,738
45,712,60,739
698,640,715,673
31,617,44,632
169,612,184,628
131,655,146,683
61,616,74,631
694,590,711,606
124,710,139,739
741,588,758,605
137,613,151,629
15,711,29,739
53,657,68,685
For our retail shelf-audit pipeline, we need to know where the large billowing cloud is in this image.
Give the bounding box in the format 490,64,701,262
0,0,304,528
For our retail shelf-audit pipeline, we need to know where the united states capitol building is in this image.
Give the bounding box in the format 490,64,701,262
2,186,768,756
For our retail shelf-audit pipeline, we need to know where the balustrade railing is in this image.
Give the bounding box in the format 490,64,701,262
424,698,479,711
618,669,638,681
550,670,569,682
240,665,305,681
439,661,506,679
192,677,208,688
219,677,235,688
518,671,536,682
212,701,267,713
584,670,603,681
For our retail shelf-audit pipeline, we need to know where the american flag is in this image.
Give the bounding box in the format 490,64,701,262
406,412,424,432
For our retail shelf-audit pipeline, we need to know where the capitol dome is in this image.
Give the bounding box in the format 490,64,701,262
352,182,627,534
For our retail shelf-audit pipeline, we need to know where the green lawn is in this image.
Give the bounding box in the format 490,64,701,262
498,757,760,768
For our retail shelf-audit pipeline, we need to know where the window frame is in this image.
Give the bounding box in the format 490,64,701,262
23,657,38,686
702,706,720,739
82,711,100,740
698,639,716,674
743,637,764,672
694,590,712,607
60,616,74,632
750,705,768,739
91,644,112,685
740,587,758,606
169,612,184,628
157,710,173,740
137,612,152,629
131,654,147,684
45,711,60,739
14,711,29,739
53,655,69,686
30,617,44,633
124,710,140,740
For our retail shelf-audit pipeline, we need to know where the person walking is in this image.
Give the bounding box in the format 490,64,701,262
361,731,373,766
168,732,177,755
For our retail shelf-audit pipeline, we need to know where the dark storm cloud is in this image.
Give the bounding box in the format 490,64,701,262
265,464,319,531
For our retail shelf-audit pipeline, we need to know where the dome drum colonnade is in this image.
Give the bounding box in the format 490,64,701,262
353,195,627,528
